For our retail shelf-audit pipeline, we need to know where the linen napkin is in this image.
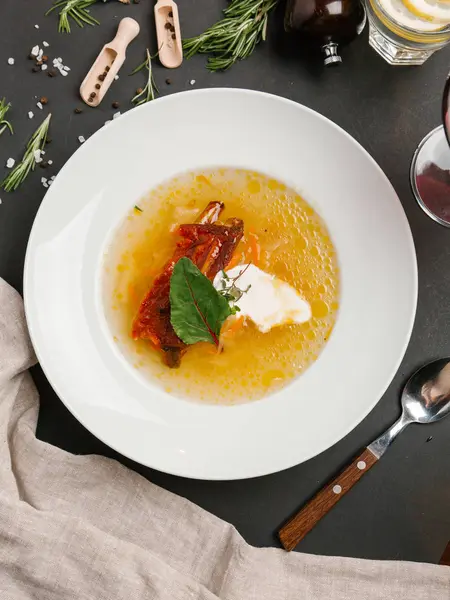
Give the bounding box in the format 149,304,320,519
0,278,448,600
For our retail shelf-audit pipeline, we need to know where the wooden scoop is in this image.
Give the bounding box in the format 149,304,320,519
154,0,183,68
80,17,140,107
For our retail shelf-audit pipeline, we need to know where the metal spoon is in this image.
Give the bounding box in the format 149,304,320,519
279,358,450,551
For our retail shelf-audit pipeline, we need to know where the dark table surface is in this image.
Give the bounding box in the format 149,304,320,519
1,0,450,566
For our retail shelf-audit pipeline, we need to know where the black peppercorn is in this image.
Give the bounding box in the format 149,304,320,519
105,65,110,72
171,33,176,39
32,66,40,73
112,101,120,109
74,107,83,114
165,78,172,85
168,10,173,16
165,22,171,29
48,69,57,77
98,74,105,82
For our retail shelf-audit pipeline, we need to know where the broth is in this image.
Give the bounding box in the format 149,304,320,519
102,168,340,404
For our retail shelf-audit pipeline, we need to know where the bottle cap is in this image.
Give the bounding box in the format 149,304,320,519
322,42,342,66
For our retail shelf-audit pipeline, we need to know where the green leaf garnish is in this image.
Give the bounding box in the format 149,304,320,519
170,257,232,347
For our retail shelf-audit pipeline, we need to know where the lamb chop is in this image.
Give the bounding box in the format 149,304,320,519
132,202,244,368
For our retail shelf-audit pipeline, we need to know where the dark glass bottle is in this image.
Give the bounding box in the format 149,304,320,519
284,0,366,66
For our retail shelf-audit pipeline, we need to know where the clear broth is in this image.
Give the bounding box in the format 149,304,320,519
102,169,340,404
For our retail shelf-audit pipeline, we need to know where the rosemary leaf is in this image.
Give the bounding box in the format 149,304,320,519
0,98,13,137
131,49,159,106
183,0,278,71
1,114,51,192
46,0,100,33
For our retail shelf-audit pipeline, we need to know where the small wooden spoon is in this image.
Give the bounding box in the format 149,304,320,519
80,17,140,107
154,0,183,68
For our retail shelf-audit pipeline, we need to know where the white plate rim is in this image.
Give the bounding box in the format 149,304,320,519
23,88,418,480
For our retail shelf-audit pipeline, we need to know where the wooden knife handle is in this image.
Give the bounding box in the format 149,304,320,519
279,448,378,551
440,542,450,566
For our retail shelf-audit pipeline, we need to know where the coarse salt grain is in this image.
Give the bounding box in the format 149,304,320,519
41,177,48,188
48,160,53,165
28,111,34,119
104,120,111,126
114,75,119,80
113,112,121,120
190,79,196,85
36,102,43,110
37,49,43,61
78,136,85,144
43,41,49,47
33,150,42,163
31,45,39,57
7,58,14,65
63,65,70,71
35,24,40,29
41,64,47,71
6,158,15,168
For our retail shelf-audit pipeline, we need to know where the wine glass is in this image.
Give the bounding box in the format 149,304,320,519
410,76,450,227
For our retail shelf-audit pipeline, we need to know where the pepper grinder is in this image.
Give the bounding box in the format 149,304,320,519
284,0,366,66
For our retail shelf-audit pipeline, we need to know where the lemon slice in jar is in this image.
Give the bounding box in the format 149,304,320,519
401,0,450,23
380,0,448,30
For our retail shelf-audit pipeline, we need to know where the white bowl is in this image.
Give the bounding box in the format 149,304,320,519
24,89,417,480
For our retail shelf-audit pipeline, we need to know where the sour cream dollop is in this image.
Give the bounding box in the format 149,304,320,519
214,264,311,333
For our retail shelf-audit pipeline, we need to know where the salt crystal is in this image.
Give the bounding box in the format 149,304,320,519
31,45,39,57
60,70,68,77
104,120,111,126
28,111,34,119
37,49,43,61
6,158,15,169
57,57,62,62
35,24,40,29
36,102,43,110
114,75,119,80
78,136,85,144
43,41,49,47
113,112,121,120
7,58,14,65
48,160,53,165
190,79,196,85
41,64,47,71
33,150,42,163
63,65,70,71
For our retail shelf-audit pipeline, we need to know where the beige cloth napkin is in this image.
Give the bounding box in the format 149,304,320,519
0,278,448,600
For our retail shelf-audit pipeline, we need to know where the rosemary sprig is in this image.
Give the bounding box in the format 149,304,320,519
131,49,159,105
46,0,100,33
0,98,13,137
183,0,278,71
1,114,51,192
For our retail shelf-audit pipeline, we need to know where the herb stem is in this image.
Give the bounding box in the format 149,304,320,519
46,0,100,33
1,114,51,192
182,0,278,71
0,99,13,137
131,49,159,105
